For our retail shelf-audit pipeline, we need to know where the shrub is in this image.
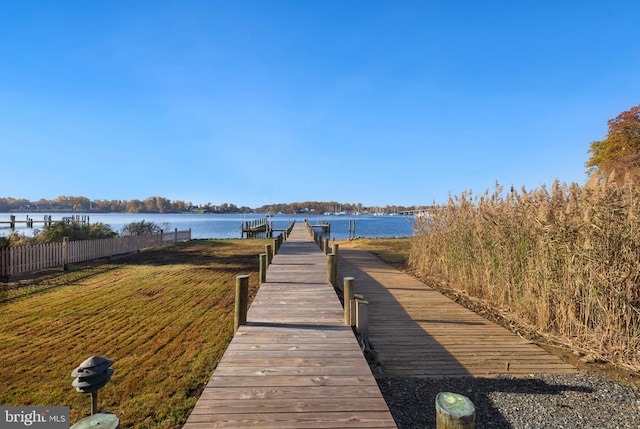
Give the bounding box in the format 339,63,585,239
34,222,118,243
121,220,164,236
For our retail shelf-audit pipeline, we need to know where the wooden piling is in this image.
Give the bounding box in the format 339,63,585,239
234,275,249,332
265,244,273,265
327,253,336,287
343,277,354,325
435,392,476,429
356,298,369,335
259,254,267,283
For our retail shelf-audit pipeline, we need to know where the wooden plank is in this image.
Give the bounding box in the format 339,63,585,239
198,385,388,401
185,411,397,429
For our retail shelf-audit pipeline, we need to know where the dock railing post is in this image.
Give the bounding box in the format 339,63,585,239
259,254,267,283
356,299,369,335
265,244,273,265
435,392,476,429
327,253,336,287
234,275,249,332
343,277,354,325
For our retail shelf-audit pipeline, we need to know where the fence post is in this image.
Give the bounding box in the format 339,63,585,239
435,392,476,429
343,277,354,325
63,237,69,271
234,275,249,332
174,228,178,245
259,254,267,283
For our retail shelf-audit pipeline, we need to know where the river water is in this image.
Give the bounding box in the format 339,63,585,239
0,213,416,240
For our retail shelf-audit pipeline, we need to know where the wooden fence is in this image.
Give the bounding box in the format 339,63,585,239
1,229,191,278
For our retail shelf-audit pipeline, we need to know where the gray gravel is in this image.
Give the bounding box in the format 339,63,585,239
377,374,640,429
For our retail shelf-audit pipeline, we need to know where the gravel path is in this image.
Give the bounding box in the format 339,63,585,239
377,374,640,429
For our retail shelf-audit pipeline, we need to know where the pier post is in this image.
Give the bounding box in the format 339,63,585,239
327,253,336,287
356,299,369,335
234,275,249,332
259,254,267,283
10,215,15,229
435,392,476,429
265,244,273,265
343,277,354,325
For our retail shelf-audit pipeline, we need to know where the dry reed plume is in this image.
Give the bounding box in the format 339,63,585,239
410,177,640,372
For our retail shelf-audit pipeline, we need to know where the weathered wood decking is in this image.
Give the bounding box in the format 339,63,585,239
184,224,578,427
183,223,397,428
338,249,577,378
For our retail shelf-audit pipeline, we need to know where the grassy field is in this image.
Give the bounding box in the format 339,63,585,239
337,237,411,268
0,239,267,428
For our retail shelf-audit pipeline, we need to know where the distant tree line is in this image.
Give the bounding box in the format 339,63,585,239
0,196,422,215
0,196,252,214
254,201,419,215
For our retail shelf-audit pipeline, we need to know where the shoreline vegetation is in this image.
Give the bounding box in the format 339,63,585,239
411,178,640,376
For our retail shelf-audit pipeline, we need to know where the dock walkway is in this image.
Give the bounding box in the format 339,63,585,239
183,223,397,428
338,248,576,378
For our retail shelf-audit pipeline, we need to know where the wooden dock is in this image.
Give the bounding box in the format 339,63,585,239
337,248,577,378
0,214,89,229
183,223,397,428
241,218,272,238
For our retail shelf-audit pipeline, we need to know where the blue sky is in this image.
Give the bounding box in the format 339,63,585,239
1,1,639,208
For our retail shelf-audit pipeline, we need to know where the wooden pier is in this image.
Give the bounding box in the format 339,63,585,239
184,223,578,428
241,218,272,238
0,215,89,230
184,223,396,428
308,221,330,234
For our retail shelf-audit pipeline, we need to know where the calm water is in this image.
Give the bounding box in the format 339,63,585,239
0,213,416,240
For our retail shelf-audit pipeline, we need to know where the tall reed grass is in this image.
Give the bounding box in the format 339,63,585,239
410,177,640,372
